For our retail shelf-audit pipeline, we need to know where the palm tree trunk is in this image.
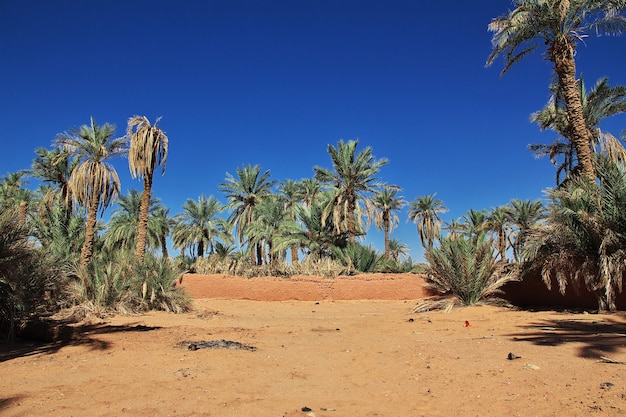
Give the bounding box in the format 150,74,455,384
554,42,595,179
135,176,152,263
290,246,299,265
160,233,169,258
80,192,99,266
17,200,28,225
347,194,356,242
383,214,390,259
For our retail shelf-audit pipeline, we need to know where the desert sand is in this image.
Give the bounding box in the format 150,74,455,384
2,273,626,417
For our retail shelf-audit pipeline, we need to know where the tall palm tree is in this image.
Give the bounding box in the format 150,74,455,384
370,185,405,259
487,0,626,179
103,189,162,252
508,199,545,262
29,146,77,211
484,205,513,262
172,195,231,259
152,205,174,259
298,177,322,209
127,116,169,263
442,218,464,240
530,77,626,185
273,196,348,261
55,117,126,265
279,179,302,264
246,194,289,265
314,139,388,242
387,238,410,263
407,193,447,250
461,209,489,240
219,164,276,265
0,172,31,225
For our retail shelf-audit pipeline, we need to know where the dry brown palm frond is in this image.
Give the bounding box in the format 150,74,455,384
411,296,457,313
595,131,626,166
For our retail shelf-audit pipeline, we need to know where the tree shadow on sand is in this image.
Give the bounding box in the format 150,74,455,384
0,321,160,363
508,316,626,359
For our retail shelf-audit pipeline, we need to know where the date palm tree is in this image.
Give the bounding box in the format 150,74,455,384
314,139,388,243
485,205,513,262
523,156,626,310
30,146,77,212
103,189,162,252
172,194,231,259
56,118,126,265
508,199,545,262
0,172,31,225
370,185,405,259
127,116,168,263
279,179,302,264
219,164,276,265
387,238,410,263
273,196,347,261
487,0,626,179
246,194,289,265
152,205,174,259
298,177,322,209
408,193,447,250
461,209,489,240
530,77,626,185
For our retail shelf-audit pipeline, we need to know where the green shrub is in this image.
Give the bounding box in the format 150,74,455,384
424,233,517,306
67,250,190,316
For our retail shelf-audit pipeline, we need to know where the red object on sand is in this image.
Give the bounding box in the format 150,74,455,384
464,320,472,327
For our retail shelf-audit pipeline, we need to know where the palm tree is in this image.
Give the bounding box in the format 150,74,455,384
127,116,169,263
523,156,626,310
508,199,545,262
279,179,302,264
407,193,447,250
370,185,405,259
246,194,289,265
424,232,516,307
219,164,276,265
530,77,626,185
152,205,174,258
172,195,231,259
55,117,126,265
298,177,322,209
274,191,350,261
387,238,410,263
0,172,31,225
314,139,388,242
30,146,77,212
104,189,162,252
461,209,489,239
487,0,626,179
484,205,513,262
442,218,464,240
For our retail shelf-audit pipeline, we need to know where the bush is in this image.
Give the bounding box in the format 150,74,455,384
423,233,518,306
67,250,190,316
0,206,63,339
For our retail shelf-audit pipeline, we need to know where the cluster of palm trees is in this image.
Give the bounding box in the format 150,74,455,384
3,0,626,333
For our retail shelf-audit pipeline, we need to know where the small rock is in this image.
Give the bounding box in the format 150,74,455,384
301,406,312,412
507,352,521,360
600,382,615,390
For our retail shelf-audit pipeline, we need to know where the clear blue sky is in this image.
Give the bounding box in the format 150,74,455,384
2,1,626,261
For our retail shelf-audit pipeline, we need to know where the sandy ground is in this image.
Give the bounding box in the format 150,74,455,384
2,274,626,417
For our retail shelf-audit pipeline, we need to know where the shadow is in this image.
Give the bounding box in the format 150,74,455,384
0,395,25,412
508,315,626,358
0,322,160,363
